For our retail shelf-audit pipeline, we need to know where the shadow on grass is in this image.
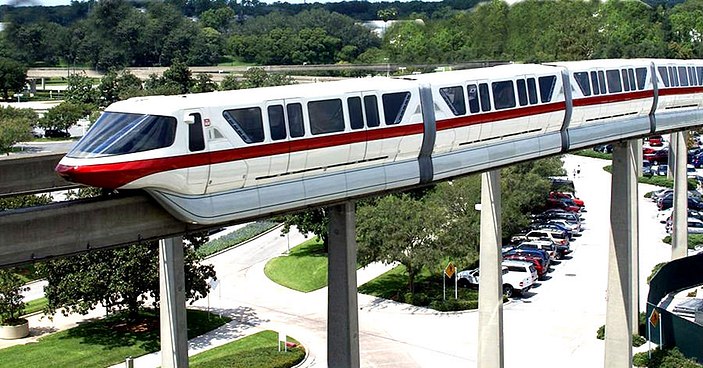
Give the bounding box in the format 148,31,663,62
61,308,236,353
289,241,327,258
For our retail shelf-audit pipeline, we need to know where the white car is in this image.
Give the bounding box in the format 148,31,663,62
457,262,536,297
666,217,703,234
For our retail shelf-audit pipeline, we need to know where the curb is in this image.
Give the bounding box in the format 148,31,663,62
203,223,284,260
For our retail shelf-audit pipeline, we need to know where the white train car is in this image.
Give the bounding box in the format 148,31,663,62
651,59,703,132
549,59,655,150
57,59,703,224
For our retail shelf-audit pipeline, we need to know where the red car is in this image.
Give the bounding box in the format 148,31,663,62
546,198,580,212
504,253,547,279
549,192,585,207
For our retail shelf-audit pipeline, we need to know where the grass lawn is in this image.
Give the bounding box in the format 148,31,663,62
190,330,305,368
0,309,231,368
359,265,480,311
23,297,47,316
264,237,328,292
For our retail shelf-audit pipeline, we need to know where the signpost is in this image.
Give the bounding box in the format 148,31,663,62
444,262,457,301
648,308,661,359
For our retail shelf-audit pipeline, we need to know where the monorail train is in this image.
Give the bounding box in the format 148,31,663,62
56,59,703,224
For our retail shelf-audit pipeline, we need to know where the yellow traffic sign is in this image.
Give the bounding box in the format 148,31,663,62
649,309,660,327
444,262,456,278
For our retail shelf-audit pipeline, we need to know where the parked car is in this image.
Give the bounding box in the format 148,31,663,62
545,198,580,212
44,129,71,138
512,229,570,247
666,217,703,234
645,149,669,165
457,264,535,297
642,161,653,177
647,135,665,147
529,222,574,240
549,191,585,207
653,164,669,176
502,260,539,291
658,196,703,211
593,144,613,153
533,210,583,231
516,240,558,260
691,152,703,168
504,248,550,271
503,253,547,280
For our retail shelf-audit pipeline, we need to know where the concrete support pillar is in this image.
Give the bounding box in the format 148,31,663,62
627,140,640,333
477,169,504,368
668,133,676,179
327,202,360,368
636,139,643,177
159,237,189,368
672,131,688,260
604,142,633,368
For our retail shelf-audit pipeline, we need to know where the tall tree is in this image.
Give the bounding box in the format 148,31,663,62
0,58,27,101
0,106,37,154
38,101,93,133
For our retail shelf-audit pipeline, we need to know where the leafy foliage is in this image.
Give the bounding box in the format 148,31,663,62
38,101,92,132
0,58,27,100
0,269,28,325
662,234,703,249
633,347,703,368
0,106,37,154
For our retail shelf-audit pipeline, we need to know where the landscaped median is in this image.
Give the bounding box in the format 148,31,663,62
264,237,481,311
0,309,230,368
190,330,305,368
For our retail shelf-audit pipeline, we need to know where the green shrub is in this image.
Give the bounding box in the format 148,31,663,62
574,149,612,160
645,191,653,198
636,348,703,368
429,298,478,311
662,234,703,249
633,351,651,367
404,292,430,306
648,262,667,284
596,325,605,340
196,221,279,258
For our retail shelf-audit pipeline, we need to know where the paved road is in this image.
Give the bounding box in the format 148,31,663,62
182,154,672,367
2,154,673,367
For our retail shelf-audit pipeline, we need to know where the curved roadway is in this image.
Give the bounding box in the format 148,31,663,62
184,154,672,367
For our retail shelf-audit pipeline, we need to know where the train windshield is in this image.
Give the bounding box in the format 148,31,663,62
67,112,177,158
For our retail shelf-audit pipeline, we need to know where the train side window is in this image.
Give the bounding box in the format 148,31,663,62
223,107,264,144
628,69,636,90
467,84,480,113
698,67,703,86
606,69,622,93
188,113,205,152
492,81,516,110
348,97,364,130
439,86,466,116
597,71,607,94
657,66,669,87
671,67,679,87
679,66,689,86
308,99,344,135
621,69,630,92
590,71,600,95
478,83,491,112
382,92,411,125
517,79,528,105
538,75,556,103
527,78,538,104
267,105,286,141
689,67,696,86
573,72,591,96
286,103,305,138
364,95,380,127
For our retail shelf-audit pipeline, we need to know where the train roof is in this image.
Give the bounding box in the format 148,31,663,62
547,59,653,69
107,76,420,116
406,63,562,84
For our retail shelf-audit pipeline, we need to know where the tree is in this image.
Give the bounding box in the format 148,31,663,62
97,69,144,106
279,209,330,249
0,269,28,325
38,101,93,133
65,73,99,106
162,59,193,94
191,73,217,93
0,58,27,101
0,106,37,154
357,194,444,294
39,238,216,321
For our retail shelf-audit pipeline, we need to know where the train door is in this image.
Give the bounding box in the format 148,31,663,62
361,92,383,161
472,80,492,143
184,110,209,194
264,100,290,178
285,99,307,174
345,94,367,165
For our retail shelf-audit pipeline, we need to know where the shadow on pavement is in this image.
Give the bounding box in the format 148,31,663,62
187,306,268,351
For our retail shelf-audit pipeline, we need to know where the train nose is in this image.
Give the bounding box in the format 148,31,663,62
55,163,77,182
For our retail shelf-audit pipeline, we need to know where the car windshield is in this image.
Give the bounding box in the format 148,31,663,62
68,112,177,158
